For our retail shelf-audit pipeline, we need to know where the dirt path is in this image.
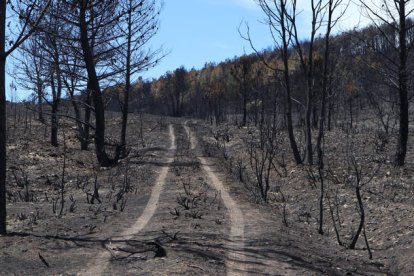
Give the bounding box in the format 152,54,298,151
185,121,310,275
184,122,246,275
82,124,176,275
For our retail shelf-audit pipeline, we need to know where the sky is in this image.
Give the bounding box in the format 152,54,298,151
141,0,365,80
140,0,271,79
7,0,366,101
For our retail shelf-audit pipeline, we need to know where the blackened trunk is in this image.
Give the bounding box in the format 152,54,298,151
317,0,334,165
120,7,133,158
318,165,324,235
50,77,58,147
120,79,130,158
69,93,88,150
349,99,353,129
305,99,313,164
312,106,318,129
349,183,364,249
51,104,58,147
327,96,332,131
242,94,247,126
0,0,7,235
260,94,265,128
79,6,115,167
396,90,409,166
0,58,5,235
395,2,409,166
37,93,44,122
280,0,302,165
81,90,91,150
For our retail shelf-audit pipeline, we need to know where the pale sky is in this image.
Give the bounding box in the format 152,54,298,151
142,0,366,80
7,0,368,101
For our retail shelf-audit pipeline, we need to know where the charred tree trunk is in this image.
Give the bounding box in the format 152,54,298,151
81,88,91,150
312,105,318,129
305,95,313,164
37,89,44,122
51,104,58,147
327,92,332,131
120,77,130,157
316,0,335,165
395,1,409,166
280,0,302,165
349,181,364,249
79,5,117,167
50,77,59,147
119,6,133,158
68,89,90,150
0,2,6,234
242,92,247,126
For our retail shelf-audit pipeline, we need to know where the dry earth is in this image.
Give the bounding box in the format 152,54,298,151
0,109,412,275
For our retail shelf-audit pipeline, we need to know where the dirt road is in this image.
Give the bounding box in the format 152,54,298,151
83,124,176,275
0,115,393,275
185,122,246,275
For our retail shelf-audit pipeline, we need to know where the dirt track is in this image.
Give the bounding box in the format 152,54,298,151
0,115,394,275
83,122,251,275
185,122,246,275
83,124,176,275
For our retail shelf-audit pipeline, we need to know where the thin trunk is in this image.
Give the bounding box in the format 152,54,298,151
51,105,58,146
350,183,364,249
81,88,91,150
70,98,84,147
349,99,353,129
242,92,247,126
120,4,133,158
0,0,6,234
37,90,44,122
395,1,409,166
79,5,115,167
50,77,58,147
280,0,302,165
317,0,334,164
260,93,265,128
327,95,332,131
312,106,318,129
318,165,324,234
304,0,319,166
305,100,313,164
294,0,319,166
67,84,89,150
120,79,130,156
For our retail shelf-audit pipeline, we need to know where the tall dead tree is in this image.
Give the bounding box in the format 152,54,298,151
40,3,67,147
58,0,125,166
242,0,302,164
359,0,414,166
0,0,51,235
115,0,163,157
315,0,346,234
289,0,325,165
13,34,47,122
231,56,252,127
59,43,92,150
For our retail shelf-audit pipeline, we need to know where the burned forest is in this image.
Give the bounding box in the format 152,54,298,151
1,0,414,275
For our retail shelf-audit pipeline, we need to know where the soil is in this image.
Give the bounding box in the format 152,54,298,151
0,109,412,275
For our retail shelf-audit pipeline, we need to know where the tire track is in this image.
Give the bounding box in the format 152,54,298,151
82,124,176,275
184,122,246,276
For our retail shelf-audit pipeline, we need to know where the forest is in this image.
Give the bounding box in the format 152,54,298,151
0,0,413,275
